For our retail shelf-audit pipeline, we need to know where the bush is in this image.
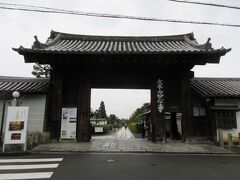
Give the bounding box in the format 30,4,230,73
128,122,137,133
128,122,142,134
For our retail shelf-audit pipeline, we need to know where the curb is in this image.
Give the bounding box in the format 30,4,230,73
29,150,239,156
0,151,32,157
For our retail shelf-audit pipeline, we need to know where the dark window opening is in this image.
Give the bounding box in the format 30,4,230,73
215,110,237,129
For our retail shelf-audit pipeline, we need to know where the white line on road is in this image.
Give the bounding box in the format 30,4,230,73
0,164,59,170
0,158,63,163
0,172,53,179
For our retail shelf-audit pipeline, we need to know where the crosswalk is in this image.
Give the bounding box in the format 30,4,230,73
0,158,63,179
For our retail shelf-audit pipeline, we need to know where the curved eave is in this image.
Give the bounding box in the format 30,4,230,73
13,47,231,56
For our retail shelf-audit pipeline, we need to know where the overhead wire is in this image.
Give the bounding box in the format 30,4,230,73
167,0,240,10
0,2,240,27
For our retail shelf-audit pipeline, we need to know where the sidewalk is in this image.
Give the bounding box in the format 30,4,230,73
32,127,234,154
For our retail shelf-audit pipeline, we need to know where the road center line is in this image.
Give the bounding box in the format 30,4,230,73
0,158,63,163
0,164,59,170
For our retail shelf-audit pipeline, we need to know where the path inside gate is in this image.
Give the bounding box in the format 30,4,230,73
33,127,233,154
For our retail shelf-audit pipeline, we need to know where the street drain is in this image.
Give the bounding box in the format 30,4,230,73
107,159,115,163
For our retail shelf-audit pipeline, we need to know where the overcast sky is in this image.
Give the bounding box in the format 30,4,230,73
0,0,239,118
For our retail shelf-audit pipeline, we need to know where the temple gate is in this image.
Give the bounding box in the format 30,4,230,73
14,31,230,142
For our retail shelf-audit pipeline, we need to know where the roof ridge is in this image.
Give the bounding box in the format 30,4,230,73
49,30,194,41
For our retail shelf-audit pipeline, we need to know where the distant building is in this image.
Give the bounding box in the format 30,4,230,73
90,118,107,125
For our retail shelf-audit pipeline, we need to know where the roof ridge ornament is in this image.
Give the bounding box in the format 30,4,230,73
32,35,47,50
184,35,213,50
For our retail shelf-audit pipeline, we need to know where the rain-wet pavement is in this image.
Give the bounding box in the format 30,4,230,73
33,127,234,154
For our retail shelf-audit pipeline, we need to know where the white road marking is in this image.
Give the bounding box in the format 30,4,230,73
0,172,53,179
0,164,59,170
0,158,63,163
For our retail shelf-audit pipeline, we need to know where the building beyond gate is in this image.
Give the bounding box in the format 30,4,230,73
13,30,230,142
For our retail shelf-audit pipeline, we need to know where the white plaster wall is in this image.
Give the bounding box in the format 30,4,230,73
20,95,46,132
216,129,238,142
237,111,240,132
2,95,46,134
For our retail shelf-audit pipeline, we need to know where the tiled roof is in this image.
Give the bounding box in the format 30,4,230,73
14,30,230,55
0,76,49,93
191,78,240,97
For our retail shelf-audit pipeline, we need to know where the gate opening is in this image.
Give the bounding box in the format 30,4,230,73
91,89,150,140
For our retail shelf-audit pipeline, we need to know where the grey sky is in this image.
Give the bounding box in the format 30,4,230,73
0,0,239,118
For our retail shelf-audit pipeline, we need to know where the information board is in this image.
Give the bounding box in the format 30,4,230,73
4,106,29,145
95,127,103,133
60,107,77,139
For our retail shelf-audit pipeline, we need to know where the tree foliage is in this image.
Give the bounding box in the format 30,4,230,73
94,101,107,119
108,114,121,127
129,103,150,123
32,63,51,78
92,101,123,128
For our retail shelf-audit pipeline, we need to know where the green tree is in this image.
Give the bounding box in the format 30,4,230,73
129,103,150,123
90,108,94,118
94,101,107,118
32,63,51,78
108,114,121,128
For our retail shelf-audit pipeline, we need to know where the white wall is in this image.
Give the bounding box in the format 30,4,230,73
2,94,46,134
237,111,240,133
21,95,46,132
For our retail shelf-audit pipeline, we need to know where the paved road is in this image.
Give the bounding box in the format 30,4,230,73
0,153,240,180
92,127,134,140
33,128,233,153
114,127,134,139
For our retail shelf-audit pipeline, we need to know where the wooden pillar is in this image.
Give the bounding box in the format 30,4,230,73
77,81,91,142
49,68,62,140
181,76,193,142
150,83,157,142
150,80,165,142
210,109,217,141
0,92,6,140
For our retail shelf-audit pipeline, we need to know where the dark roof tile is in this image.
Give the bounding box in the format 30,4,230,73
0,76,49,93
191,78,240,97
14,31,230,55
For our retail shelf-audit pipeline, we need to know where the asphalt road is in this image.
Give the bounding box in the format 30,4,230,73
0,153,240,180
